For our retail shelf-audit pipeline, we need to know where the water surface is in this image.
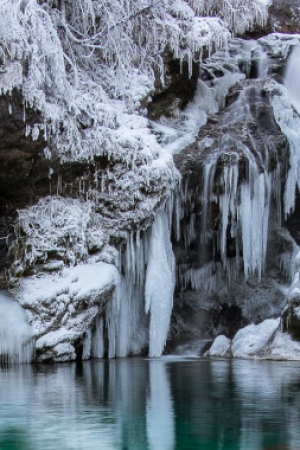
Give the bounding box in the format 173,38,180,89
0,358,300,449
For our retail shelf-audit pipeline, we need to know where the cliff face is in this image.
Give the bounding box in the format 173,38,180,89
2,1,300,362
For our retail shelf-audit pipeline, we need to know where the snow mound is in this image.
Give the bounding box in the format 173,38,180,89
232,318,280,358
208,335,231,357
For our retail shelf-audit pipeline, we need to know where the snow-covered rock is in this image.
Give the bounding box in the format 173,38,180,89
16,262,119,362
207,335,231,357
231,319,280,358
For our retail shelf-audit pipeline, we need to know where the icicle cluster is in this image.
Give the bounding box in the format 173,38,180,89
203,155,270,281
95,209,175,358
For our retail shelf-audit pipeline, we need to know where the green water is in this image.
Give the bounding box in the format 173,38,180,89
0,358,299,449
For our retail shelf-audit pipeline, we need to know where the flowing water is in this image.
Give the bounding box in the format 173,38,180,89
1,358,300,450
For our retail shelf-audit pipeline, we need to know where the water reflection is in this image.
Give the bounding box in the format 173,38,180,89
0,359,300,449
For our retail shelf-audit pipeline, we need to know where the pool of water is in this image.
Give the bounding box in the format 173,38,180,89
0,358,300,449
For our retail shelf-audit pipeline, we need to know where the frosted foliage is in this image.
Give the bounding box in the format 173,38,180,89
0,0,268,162
188,0,268,34
145,211,175,357
0,291,33,363
13,196,105,274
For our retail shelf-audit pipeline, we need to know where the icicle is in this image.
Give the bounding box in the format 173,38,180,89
145,211,175,357
218,161,239,268
91,316,104,358
201,158,217,245
239,165,270,280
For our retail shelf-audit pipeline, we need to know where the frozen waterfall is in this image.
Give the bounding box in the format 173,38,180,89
285,43,300,116
0,291,33,363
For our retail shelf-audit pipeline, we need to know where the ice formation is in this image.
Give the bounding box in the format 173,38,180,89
102,209,175,358
285,43,300,115
181,83,272,285
145,211,175,357
0,290,33,363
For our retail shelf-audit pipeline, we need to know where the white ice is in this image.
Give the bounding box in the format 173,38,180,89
145,211,175,357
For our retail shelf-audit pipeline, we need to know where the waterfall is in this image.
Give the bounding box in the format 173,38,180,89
0,291,33,363
97,208,175,358
285,43,300,116
271,43,300,218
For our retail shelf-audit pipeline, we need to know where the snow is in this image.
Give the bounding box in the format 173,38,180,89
231,319,280,358
10,197,107,281
19,262,118,311
208,335,231,357
259,33,300,60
